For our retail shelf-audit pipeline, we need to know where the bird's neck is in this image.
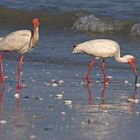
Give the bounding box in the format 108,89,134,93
32,26,39,46
115,56,129,63
114,49,128,63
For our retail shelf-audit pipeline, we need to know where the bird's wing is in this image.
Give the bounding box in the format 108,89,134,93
0,30,32,52
80,39,119,58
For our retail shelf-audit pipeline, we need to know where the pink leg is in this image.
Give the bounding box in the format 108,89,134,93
86,58,96,83
0,53,5,87
101,59,108,83
17,56,24,91
100,83,107,103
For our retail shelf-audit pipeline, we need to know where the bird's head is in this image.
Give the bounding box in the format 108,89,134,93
127,55,138,84
32,18,39,28
72,44,84,54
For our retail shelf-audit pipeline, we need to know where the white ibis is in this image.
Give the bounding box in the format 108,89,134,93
0,18,39,91
73,39,138,84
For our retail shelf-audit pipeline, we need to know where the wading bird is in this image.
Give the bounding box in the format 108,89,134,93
73,39,138,84
0,18,39,91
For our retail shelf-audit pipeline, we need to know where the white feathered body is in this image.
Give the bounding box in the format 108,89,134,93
0,28,39,54
73,39,120,58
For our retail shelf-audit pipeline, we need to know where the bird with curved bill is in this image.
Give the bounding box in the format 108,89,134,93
0,18,39,91
73,39,138,84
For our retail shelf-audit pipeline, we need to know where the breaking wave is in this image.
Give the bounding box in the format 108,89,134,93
0,7,140,35
73,14,133,33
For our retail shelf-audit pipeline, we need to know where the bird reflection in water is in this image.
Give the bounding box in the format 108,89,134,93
16,89,21,113
85,82,138,113
85,83,94,105
0,88,21,112
0,87,4,111
126,87,138,113
86,82,107,106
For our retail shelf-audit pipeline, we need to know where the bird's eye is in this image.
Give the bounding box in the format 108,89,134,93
73,45,76,48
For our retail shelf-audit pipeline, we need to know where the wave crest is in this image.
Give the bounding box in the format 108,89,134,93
73,14,133,33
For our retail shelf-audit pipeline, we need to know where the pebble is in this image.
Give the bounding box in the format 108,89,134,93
81,82,84,85
49,94,53,97
33,114,45,120
42,69,46,72
51,83,58,87
61,112,66,115
136,83,140,88
135,112,140,115
4,76,8,79
95,57,100,60
44,128,52,131
51,79,64,87
58,80,64,85
127,98,139,103
51,79,56,82
7,89,10,92
46,72,50,74
30,135,37,139
96,80,100,83
24,96,29,99
14,93,20,99
34,97,44,101
0,120,7,124
21,83,26,87
64,100,72,105
75,74,79,77
106,75,113,79
81,121,86,125
46,83,51,86
55,93,63,99
43,82,51,86
124,80,129,84
30,77,33,80
32,79,36,83
39,97,44,101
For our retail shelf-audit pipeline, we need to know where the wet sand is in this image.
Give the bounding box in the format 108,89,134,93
0,29,140,140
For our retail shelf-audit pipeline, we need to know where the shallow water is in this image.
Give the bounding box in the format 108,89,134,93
2,61,140,140
0,0,140,21
0,29,139,140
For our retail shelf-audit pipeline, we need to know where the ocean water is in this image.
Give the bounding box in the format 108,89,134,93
0,0,140,21
0,0,140,32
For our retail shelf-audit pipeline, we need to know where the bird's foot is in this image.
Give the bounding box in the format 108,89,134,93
103,78,112,84
0,75,4,86
103,79,109,84
87,80,92,84
86,76,92,83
